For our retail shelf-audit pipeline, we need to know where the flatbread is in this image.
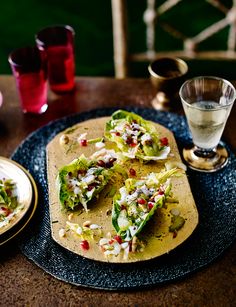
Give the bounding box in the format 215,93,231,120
47,117,198,263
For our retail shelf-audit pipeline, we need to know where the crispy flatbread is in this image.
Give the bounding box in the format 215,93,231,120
47,117,198,263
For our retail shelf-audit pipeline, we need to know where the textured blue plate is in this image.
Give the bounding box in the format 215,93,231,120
11,107,236,290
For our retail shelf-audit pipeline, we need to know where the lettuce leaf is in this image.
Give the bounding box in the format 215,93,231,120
57,154,119,212
112,168,180,239
105,110,170,161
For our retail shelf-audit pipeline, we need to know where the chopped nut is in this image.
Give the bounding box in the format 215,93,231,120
83,220,91,227
68,213,74,221
60,134,69,145
131,236,138,252
106,209,112,216
59,228,66,238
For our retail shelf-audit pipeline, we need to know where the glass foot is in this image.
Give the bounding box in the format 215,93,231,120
183,144,228,172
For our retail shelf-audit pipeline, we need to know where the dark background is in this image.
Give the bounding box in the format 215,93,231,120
1,0,236,78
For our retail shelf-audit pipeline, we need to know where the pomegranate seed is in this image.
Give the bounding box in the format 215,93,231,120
137,198,146,205
115,132,120,136
126,136,133,145
114,235,122,244
1,207,10,216
130,142,137,147
121,205,127,210
80,240,89,250
129,168,136,176
97,160,106,167
80,139,87,146
160,137,168,146
87,184,95,191
148,202,154,210
105,158,117,168
158,191,164,195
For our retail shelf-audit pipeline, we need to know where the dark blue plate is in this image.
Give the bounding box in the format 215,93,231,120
11,107,236,290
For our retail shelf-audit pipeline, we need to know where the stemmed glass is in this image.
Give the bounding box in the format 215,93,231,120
179,76,236,172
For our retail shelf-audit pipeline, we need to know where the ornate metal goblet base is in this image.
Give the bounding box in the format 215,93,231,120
183,144,228,172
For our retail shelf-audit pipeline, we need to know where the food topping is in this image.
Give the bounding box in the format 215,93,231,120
99,234,144,259
59,134,70,145
105,110,170,160
129,168,136,176
0,178,22,228
80,240,90,250
110,168,182,258
58,155,119,212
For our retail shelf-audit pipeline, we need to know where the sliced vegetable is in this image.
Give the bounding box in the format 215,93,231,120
105,110,170,161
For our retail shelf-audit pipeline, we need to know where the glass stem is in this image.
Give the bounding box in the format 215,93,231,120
193,146,217,158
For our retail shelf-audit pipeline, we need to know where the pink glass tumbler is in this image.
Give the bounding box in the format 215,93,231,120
35,25,75,93
8,46,48,114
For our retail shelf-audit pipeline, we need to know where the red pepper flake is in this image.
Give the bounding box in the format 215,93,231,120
160,137,169,146
80,240,89,250
129,168,136,176
109,239,115,245
158,191,164,195
148,202,154,210
80,139,88,147
130,142,137,147
121,205,127,210
137,198,146,205
114,235,122,244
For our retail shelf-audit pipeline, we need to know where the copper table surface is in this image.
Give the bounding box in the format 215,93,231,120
0,75,235,306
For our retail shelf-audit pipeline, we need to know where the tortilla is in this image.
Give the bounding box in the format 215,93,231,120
47,116,198,263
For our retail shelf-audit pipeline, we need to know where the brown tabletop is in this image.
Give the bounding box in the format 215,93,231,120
0,75,235,306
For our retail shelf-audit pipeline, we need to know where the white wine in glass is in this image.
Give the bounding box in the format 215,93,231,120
179,77,236,172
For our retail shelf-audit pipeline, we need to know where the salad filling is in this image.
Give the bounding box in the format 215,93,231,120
57,153,125,212
105,110,170,160
0,178,22,228
112,168,180,239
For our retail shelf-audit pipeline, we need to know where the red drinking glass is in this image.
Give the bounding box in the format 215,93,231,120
8,46,48,114
35,25,75,93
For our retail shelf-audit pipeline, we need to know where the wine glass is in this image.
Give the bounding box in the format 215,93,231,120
179,76,236,172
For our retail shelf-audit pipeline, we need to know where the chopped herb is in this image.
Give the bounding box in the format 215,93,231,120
64,127,78,134
87,137,104,144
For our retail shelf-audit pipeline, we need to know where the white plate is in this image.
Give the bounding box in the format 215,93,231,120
0,157,33,235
